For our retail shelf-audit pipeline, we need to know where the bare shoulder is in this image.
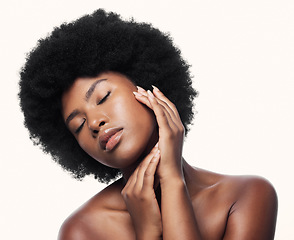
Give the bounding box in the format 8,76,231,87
58,178,128,240
204,168,278,215
220,173,278,207
194,167,277,204
189,167,278,239
222,174,278,239
210,170,278,239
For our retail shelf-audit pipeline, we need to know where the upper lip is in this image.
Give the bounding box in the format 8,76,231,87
98,127,123,150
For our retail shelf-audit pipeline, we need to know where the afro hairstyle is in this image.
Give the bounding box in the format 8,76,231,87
19,9,198,183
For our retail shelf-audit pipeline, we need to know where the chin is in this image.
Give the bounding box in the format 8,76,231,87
92,126,158,169
115,138,153,169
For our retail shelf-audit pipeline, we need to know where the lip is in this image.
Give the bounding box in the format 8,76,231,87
98,127,123,152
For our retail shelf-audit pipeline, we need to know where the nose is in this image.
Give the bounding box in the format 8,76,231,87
88,113,108,137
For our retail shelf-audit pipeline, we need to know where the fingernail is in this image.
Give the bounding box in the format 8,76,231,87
133,91,143,97
152,85,160,92
154,150,160,158
137,86,147,96
137,86,145,92
147,90,154,98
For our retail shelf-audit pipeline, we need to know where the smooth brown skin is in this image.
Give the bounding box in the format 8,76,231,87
60,72,277,240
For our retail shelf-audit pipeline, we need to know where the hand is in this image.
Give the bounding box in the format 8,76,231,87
134,86,185,182
134,87,202,240
121,144,162,239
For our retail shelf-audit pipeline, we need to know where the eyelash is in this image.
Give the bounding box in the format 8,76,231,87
97,91,111,105
75,118,85,134
75,91,111,134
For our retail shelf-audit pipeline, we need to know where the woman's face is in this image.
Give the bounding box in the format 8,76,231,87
62,72,158,169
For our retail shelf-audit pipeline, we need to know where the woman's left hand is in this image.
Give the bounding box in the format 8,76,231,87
134,86,185,182
134,86,203,240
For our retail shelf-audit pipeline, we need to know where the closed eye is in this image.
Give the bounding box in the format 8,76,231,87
75,118,86,134
98,91,111,105
74,92,110,134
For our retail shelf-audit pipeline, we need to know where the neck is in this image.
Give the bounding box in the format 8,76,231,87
121,156,197,190
121,131,159,183
182,158,198,192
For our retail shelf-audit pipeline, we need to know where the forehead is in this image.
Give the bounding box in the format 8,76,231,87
61,72,136,114
65,72,134,94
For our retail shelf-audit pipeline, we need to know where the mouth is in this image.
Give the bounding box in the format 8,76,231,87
99,127,123,152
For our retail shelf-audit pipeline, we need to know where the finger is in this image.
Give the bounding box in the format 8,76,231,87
124,143,158,188
156,99,179,131
155,97,184,131
137,145,159,172
137,86,148,96
136,86,174,129
133,91,152,109
137,86,179,126
124,166,139,190
152,86,185,131
156,97,177,121
132,144,159,190
147,90,173,132
143,150,160,189
122,143,159,194
152,85,181,119
136,86,176,121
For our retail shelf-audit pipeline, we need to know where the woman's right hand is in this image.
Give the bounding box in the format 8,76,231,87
121,144,162,240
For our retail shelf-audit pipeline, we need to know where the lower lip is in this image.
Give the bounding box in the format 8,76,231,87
105,130,123,152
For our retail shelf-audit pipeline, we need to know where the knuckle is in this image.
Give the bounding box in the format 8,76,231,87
160,110,166,118
138,160,148,170
121,188,140,200
178,125,185,135
138,163,144,171
121,190,129,199
181,127,185,136
144,169,153,177
157,112,166,121
140,192,149,201
169,101,176,109
121,187,127,195
152,97,159,104
161,101,168,108
133,189,141,198
151,148,158,154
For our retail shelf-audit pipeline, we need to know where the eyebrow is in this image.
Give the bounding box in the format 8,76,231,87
65,109,80,126
85,78,107,102
65,78,107,126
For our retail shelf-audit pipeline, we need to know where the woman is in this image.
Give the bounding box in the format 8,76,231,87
19,9,277,239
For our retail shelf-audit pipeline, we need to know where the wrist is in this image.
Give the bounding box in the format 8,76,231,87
158,163,184,183
136,229,162,240
137,235,161,240
157,156,184,181
134,221,162,240
159,173,185,189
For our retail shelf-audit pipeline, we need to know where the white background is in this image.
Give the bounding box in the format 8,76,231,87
1,0,293,239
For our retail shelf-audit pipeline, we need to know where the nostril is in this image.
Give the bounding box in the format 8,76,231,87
99,121,105,127
93,130,98,134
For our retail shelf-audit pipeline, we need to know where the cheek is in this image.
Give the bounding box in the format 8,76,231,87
77,136,94,156
75,133,98,156
119,97,155,128
78,138,107,164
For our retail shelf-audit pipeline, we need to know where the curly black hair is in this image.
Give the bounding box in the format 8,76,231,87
19,9,197,183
